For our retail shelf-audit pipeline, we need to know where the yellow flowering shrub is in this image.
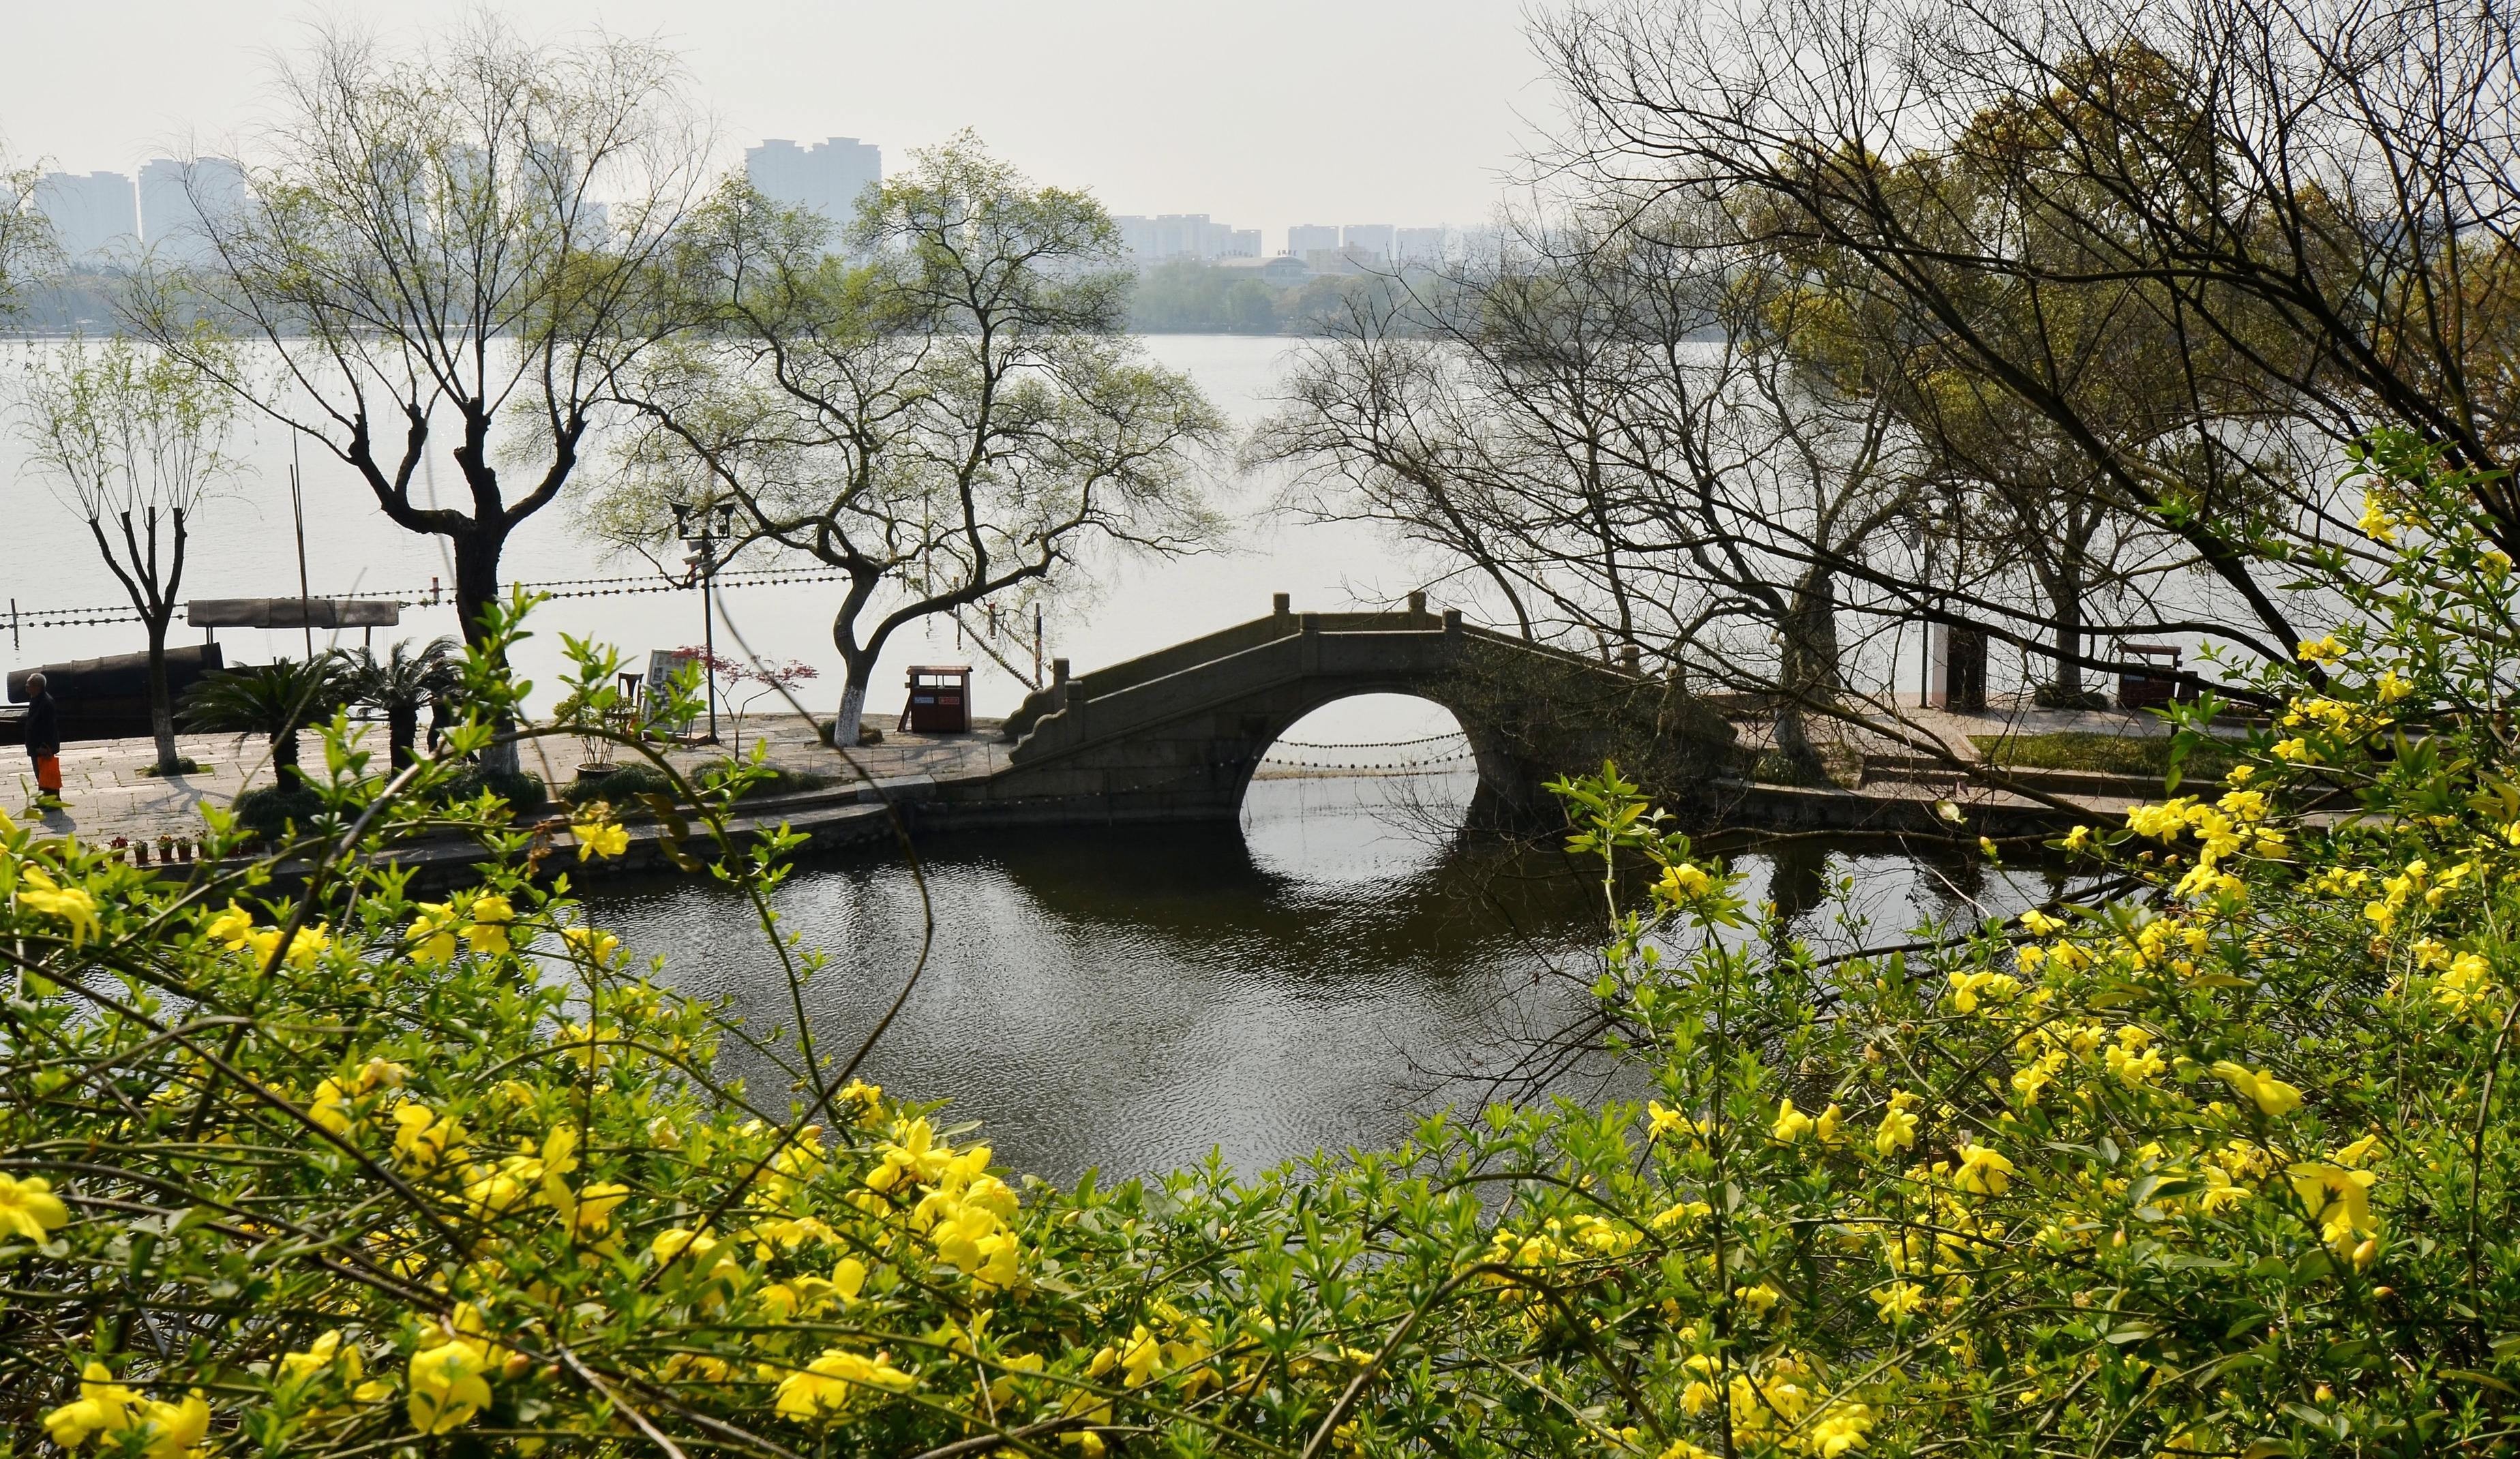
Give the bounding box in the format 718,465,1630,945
12,435,2520,1458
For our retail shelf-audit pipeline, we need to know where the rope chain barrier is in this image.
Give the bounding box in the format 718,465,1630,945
4,567,850,633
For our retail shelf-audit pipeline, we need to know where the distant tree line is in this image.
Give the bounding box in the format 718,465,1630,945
1126,259,1428,335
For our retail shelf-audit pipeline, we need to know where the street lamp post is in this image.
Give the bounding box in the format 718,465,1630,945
674,500,738,744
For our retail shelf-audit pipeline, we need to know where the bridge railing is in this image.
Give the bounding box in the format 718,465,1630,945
1000,601,1445,743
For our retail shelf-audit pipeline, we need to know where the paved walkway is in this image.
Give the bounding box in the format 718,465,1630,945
11,714,1008,848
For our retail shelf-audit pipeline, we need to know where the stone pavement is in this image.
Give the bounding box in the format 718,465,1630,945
10,714,1008,848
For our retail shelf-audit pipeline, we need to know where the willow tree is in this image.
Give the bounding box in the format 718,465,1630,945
137,19,710,772
599,137,1224,745
15,335,246,774
0,139,56,316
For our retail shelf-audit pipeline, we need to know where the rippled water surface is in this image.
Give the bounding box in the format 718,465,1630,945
587,770,2067,1182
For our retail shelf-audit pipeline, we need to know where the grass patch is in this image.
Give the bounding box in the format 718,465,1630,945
136,757,207,777
1972,730,2241,783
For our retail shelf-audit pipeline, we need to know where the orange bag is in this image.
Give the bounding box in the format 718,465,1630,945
32,753,61,793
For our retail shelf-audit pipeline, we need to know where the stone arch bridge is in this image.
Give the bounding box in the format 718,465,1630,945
924,596,1738,829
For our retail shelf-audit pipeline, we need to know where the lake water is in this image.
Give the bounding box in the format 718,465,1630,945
586,766,2067,1182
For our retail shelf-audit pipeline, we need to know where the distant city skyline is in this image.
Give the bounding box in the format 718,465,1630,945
24,156,244,264
31,147,1480,273
1,0,1537,242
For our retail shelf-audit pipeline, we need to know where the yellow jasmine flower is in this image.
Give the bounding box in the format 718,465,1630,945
1875,1096,1919,1157
0,1173,70,1242
16,869,100,946
44,1365,209,1459
246,923,329,968
202,901,254,949
1872,1280,1927,1325
2375,670,2414,702
2271,737,2313,764
278,1329,363,1386
572,1182,630,1236
2438,952,2494,1015
391,1104,466,1171
1658,862,1713,900
463,894,516,954
1732,1280,1782,1314
1771,1098,1815,1143
2296,635,2345,665
2062,824,2092,851
772,1347,915,1420
407,903,458,964
1806,1402,1874,1458
406,1336,493,1434
573,819,629,860
307,1077,357,1137
138,1392,209,1459
1954,1144,2015,1194
43,1363,140,1449
2211,1060,2305,1117
561,926,620,964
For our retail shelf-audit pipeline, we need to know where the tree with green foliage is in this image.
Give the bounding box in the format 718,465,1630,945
599,136,1225,745
136,18,710,774
0,137,57,318
14,334,249,774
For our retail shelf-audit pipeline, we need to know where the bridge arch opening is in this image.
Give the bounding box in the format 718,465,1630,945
1241,693,1478,882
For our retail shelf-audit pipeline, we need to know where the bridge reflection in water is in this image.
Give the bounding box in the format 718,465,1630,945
588,750,2077,1180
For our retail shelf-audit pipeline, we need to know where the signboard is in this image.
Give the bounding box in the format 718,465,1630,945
645,649,700,732
187,598,402,629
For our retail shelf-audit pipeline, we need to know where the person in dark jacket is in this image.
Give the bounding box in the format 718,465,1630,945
24,671,63,805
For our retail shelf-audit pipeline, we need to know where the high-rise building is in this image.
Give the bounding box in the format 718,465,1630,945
1394,226,1448,264
745,137,883,232
138,157,246,262
1111,213,1262,264
36,170,137,264
1287,224,1340,256
1342,224,1395,262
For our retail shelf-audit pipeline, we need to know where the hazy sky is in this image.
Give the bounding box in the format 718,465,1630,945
5,1,1558,243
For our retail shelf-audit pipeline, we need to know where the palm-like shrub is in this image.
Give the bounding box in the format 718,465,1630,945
179,655,348,784
346,637,462,768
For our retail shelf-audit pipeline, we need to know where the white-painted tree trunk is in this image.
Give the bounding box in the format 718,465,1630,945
833,679,869,748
